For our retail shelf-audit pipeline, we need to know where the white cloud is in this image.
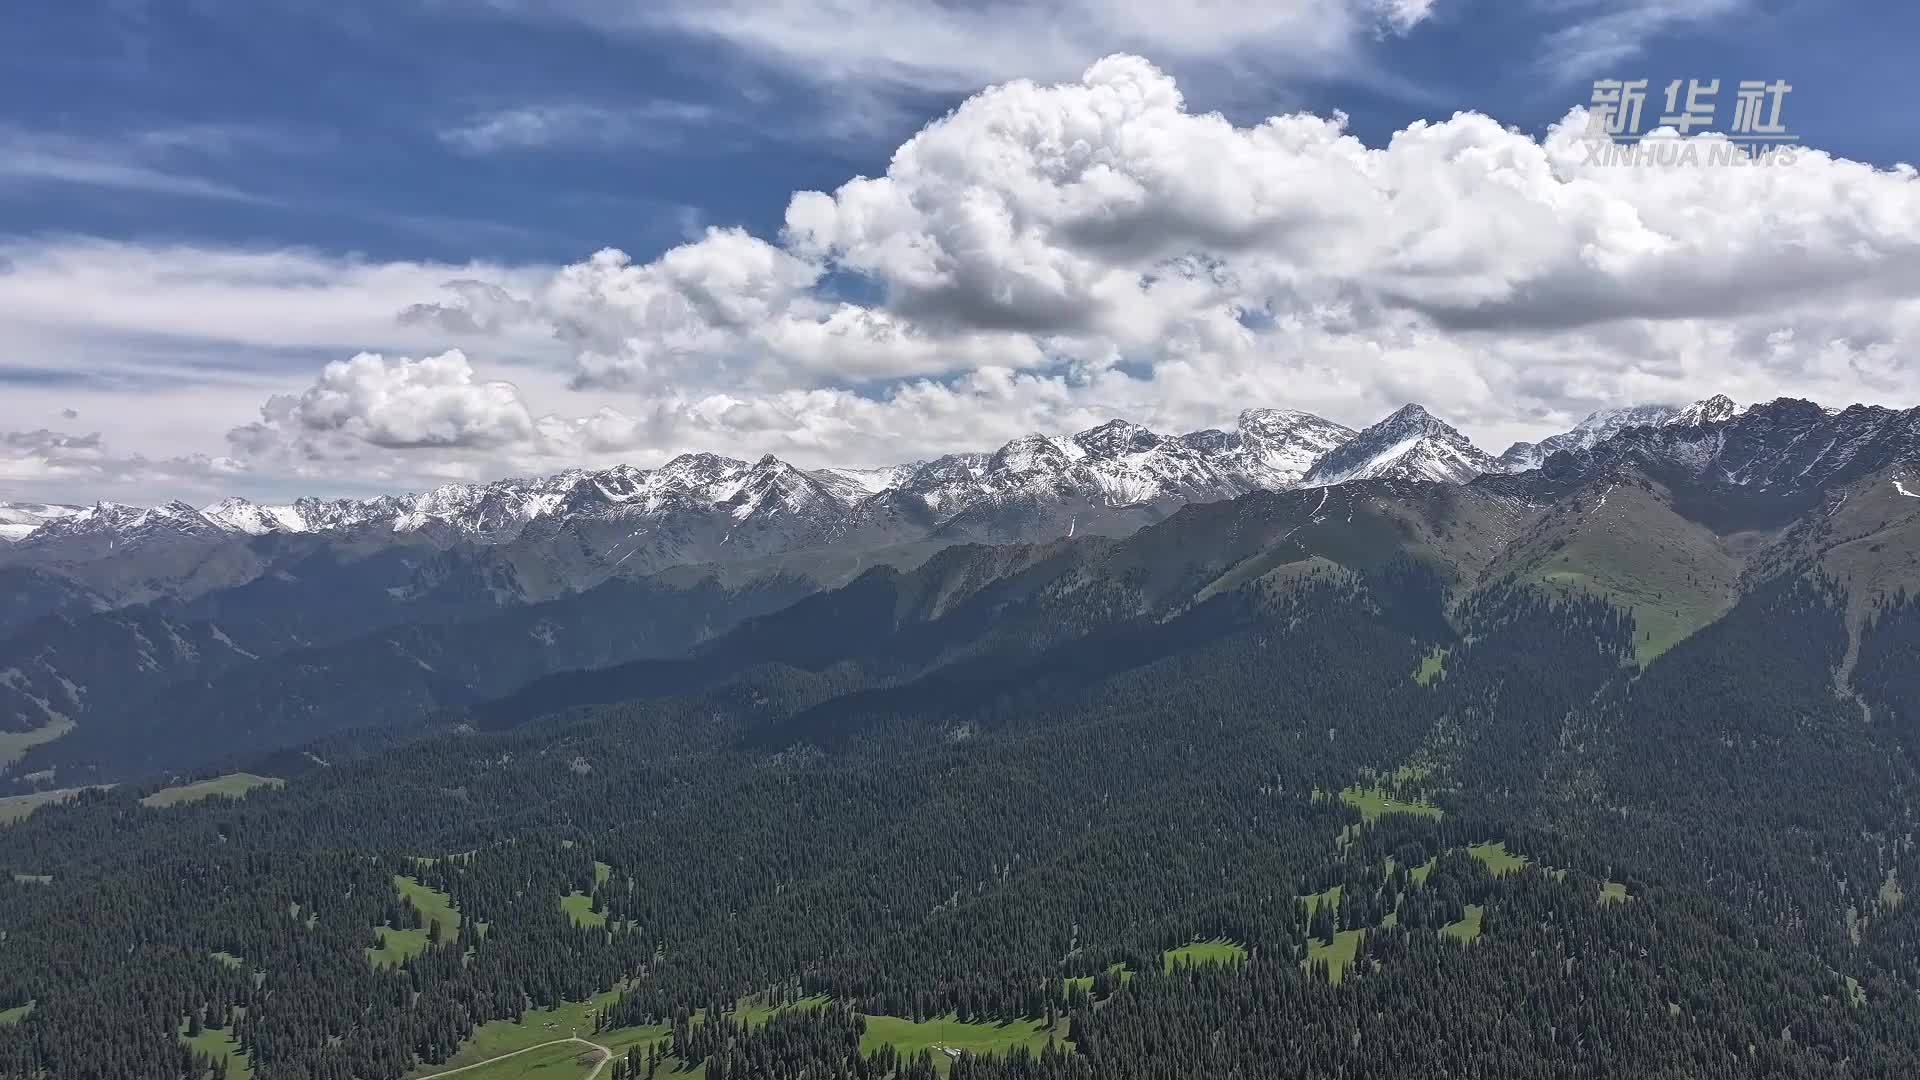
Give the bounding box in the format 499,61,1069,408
0,426,242,501
0,122,325,203
0,238,558,359
1537,0,1749,79
440,101,719,154
0,127,262,203
229,350,538,458
8,56,1920,503
499,0,1437,97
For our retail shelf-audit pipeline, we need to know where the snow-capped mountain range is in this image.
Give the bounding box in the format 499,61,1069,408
0,395,1859,556
0,407,1363,550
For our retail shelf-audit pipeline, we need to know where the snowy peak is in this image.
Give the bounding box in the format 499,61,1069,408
1228,409,1358,486
1072,419,1162,458
722,455,849,519
942,410,1359,512
1498,396,1752,473
987,434,1079,475
202,497,300,536
1669,394,1747,427
1302,404,1497,487
1498,403,1685,472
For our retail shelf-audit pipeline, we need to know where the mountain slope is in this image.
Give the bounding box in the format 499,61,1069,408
1476,470,1747,662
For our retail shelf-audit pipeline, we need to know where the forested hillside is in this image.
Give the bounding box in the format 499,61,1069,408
6,507,1920,1077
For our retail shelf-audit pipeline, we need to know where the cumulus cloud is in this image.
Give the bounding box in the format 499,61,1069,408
229,350,538,459
10,55,1920,502
338,55,1916,470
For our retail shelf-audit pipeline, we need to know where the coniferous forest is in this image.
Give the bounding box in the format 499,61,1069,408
6,528,1920,1078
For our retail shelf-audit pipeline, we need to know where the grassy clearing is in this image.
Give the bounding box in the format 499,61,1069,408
1845,976,1866,1008
0,787,85,825
406,986,674,1078
1600,881,1631,904
593,861,612,886
142,773,282,808
0,718,73,768
1339,785,1443,823
732,993,829,1027
211,951,244,969
0,1001,32,1025
400,876,461,934
12,872,51,885
366,926,428,969
1468,842,1529,877
422,1040,612,1080
1064,964,1131,996
559,892,606,929
424,989,1064,1079
1298,884,1342,915
1409,857,1438,886
859,1014,1069,1074
1442,904,1485,944
1304,929,1365,985
368,876,462,969
1413,647,1448,686
1161,939,1246,972
179,1019,253,1080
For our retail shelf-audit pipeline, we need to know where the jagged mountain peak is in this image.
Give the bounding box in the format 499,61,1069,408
1671,394,1747,427
988,433,1078,474
1498,403,1687,472
201,496,289,536
1237,407,1334,432
1383,402,1439,424
1302,403,1495,487
1072,418,1163,457
1226,409,1357,487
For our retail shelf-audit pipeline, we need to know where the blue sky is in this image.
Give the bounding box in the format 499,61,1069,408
9,0,1908,264
2,0,1916,504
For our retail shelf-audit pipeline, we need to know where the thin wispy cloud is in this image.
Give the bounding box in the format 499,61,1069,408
1537,0,1749,79
475,0,1438,96
0,127,267,203
440,101,719,154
